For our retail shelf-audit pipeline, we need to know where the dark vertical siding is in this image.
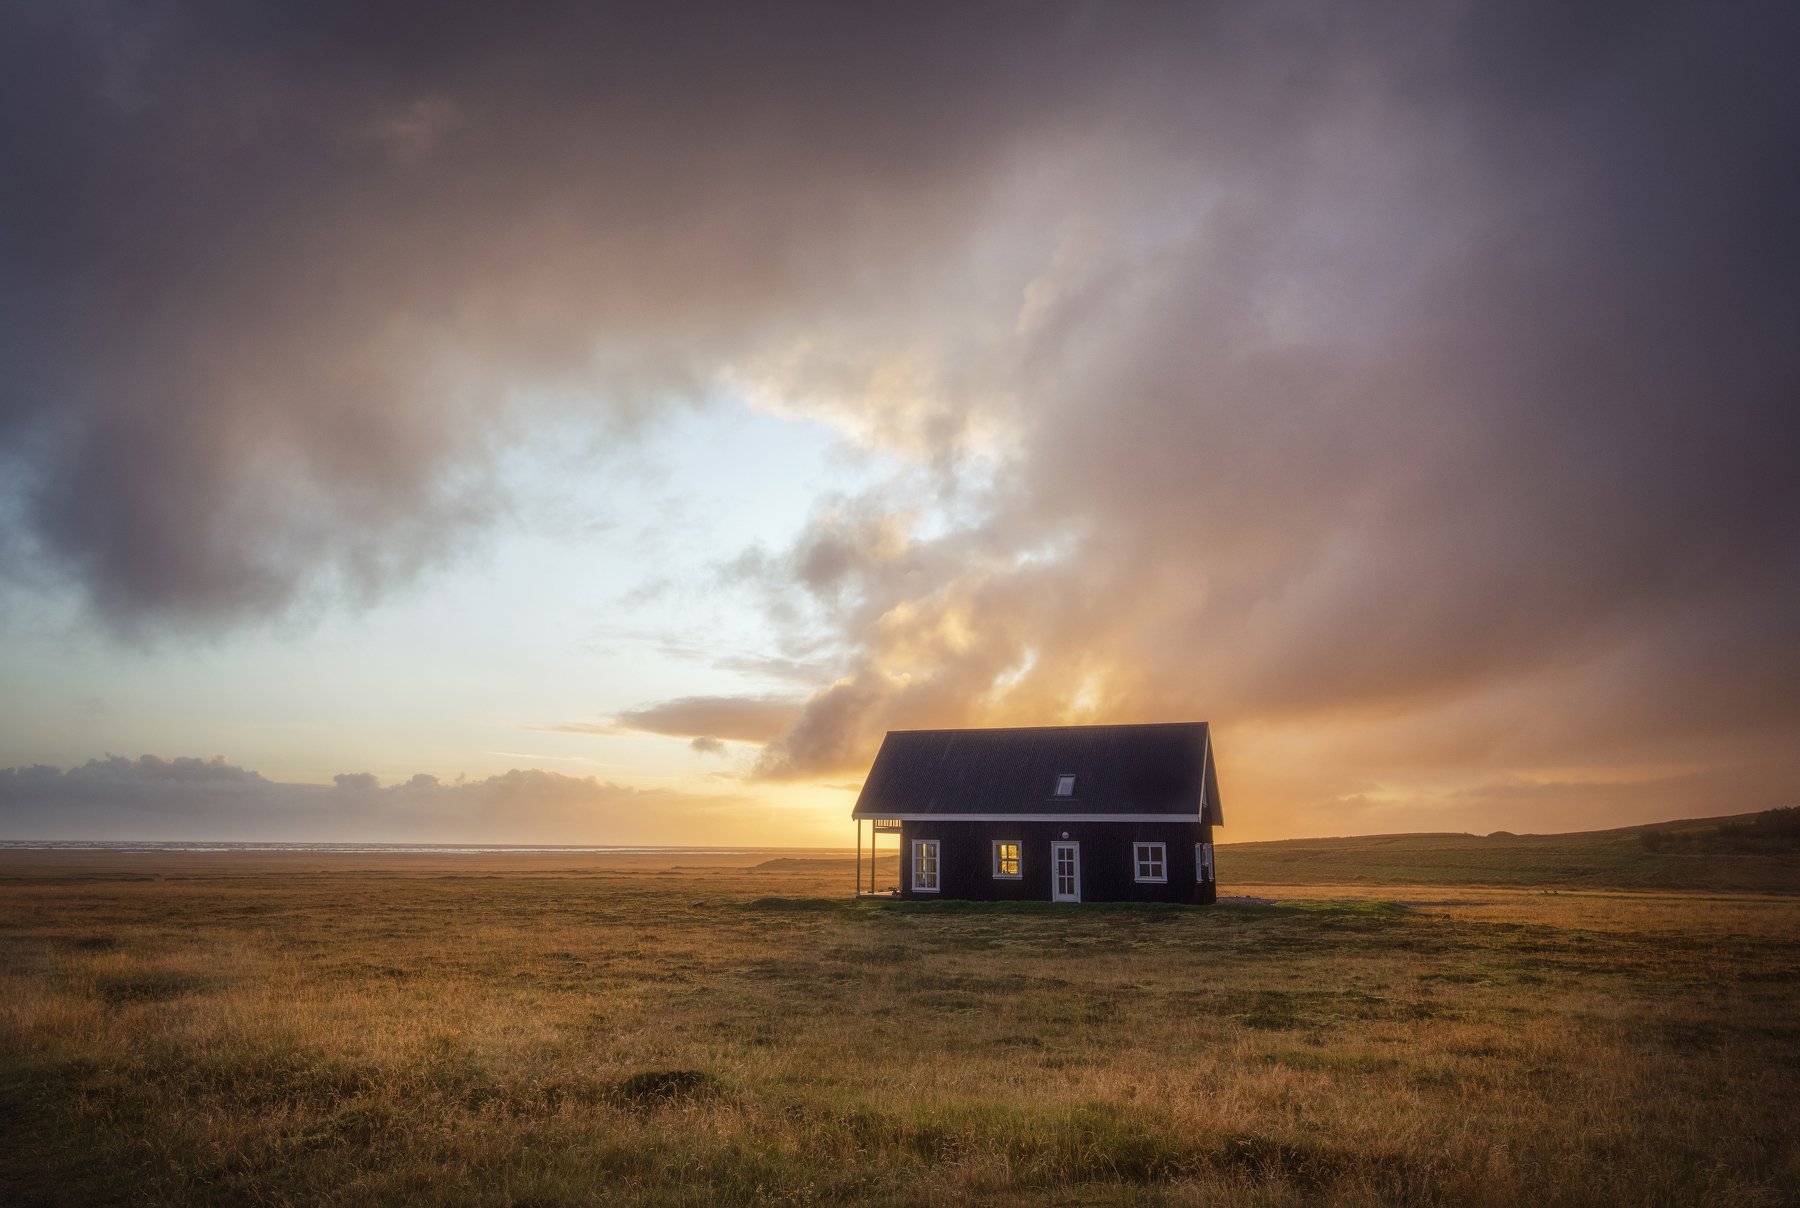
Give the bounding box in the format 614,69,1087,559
898,819,1217,903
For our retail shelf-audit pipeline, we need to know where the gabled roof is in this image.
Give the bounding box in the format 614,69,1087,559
851,722,1222,824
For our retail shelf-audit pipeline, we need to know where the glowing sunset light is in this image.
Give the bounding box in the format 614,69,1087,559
1,4,1796,846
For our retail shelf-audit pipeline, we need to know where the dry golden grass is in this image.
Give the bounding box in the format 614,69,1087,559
2,849,1796,1205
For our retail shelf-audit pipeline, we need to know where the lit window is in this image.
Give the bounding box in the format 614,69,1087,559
1134,842,1167,883
992,840,1021,879
1053,774,1076,797
912,839,940,892
1196,842,1214,882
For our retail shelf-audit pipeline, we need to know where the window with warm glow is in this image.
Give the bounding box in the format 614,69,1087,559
1134,842,1167,883
992,840,1021,878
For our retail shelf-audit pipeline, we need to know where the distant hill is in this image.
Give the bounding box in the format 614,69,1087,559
1219,808,1800,894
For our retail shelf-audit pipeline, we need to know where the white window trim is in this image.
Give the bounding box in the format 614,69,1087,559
911,839,940,893
1196,841,1214,882
991,839,1022,880
1133,841,1168,883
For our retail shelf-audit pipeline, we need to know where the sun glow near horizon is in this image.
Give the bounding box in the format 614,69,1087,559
2,4,1797,846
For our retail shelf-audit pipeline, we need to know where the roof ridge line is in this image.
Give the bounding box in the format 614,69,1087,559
883,721,1207,735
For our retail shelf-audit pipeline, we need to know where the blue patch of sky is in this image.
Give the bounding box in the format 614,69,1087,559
0,392,902,786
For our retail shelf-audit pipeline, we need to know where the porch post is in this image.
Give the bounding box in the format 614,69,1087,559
855,819,862,897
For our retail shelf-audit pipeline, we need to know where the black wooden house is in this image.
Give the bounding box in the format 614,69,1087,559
851,722,1222,904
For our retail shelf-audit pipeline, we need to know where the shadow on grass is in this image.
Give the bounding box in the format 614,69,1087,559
785,1098,1412,1193
857,898,1198,916
91,970,221,1004
614,1069,724,1108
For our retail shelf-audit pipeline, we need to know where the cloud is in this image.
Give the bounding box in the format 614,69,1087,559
717,3,1800,833
6,754,269,787
527,693,804,752
613,695,804,745
0,755,768,844
3,4,1796,838
0,2,1245,635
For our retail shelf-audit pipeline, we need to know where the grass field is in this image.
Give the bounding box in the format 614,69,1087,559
1214,809,1800,894
2,828,1797,1205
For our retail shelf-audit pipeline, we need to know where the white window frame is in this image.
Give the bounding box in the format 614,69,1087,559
911,839,940,893
1196,841,1214,882
1133,841,1168,883
1053,774,1076,797
991,839,1022,880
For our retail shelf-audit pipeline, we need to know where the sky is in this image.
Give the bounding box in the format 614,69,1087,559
2,2,1798,846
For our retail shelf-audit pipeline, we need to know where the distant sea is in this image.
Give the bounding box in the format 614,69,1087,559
0,841,819,855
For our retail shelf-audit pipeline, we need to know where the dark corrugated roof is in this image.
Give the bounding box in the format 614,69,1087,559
851,722,1221,823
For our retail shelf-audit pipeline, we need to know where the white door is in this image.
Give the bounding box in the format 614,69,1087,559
1051,841,1080,902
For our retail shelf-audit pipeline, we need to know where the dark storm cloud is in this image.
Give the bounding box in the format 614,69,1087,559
0,1,1232,632
5,3,1798,831
0,755,760,843
721,3,1800,831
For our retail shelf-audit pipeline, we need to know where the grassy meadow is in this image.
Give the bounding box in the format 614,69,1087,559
1217,809,1800,894
1,825,1797,1205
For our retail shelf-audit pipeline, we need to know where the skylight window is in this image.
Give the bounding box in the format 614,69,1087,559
1053,774,1075,797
